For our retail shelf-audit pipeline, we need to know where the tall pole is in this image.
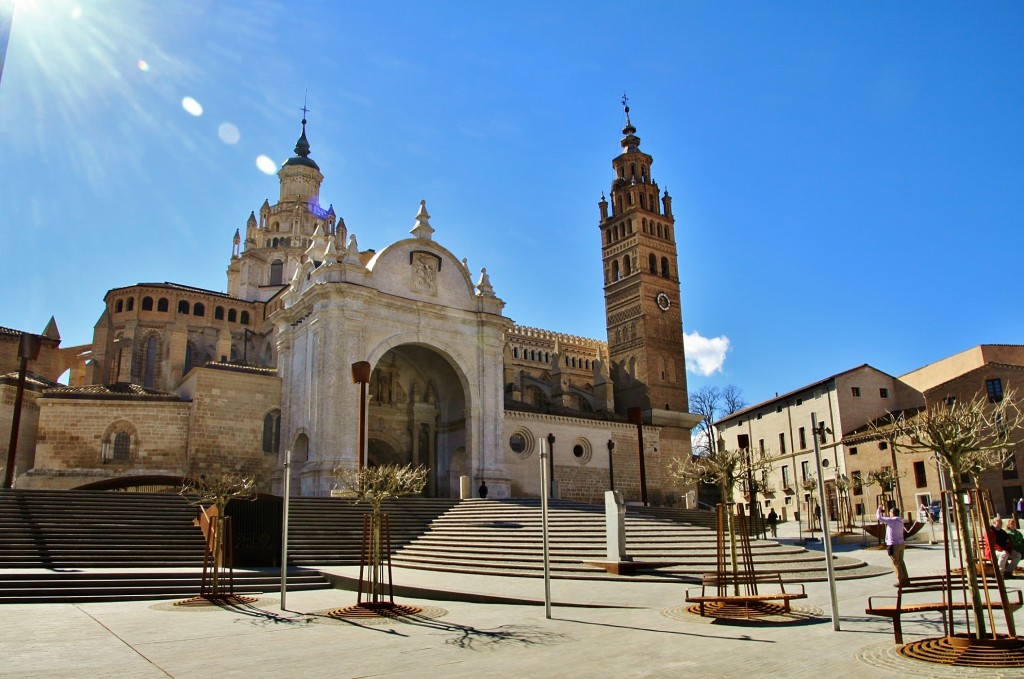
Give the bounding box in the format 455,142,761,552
628,407,648,506
812,413,840,630
4,333,41,489
351,361,371,472
607,439,615,492
539,436,552,618
547,433,556,499
279,448,292,611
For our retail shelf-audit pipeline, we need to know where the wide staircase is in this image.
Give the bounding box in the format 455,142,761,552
1,490,882,603
389,499,881,582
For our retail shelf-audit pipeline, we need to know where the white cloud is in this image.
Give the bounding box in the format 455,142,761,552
684,331,730,377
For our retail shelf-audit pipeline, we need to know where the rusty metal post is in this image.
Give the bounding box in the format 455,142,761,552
628,407,648,506
4,333,42,489
351,361,371,472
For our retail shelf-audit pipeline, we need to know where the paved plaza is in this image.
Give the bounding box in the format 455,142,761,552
3,521,1022,678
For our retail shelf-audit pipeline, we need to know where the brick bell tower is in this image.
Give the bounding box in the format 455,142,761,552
598,98,690,419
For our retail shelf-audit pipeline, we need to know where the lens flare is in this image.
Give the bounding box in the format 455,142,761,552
218,122,240,144
255,155,278,175
137,60,150,72
181,96,203,116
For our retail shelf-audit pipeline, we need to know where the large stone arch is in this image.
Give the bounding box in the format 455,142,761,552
366,338,472,497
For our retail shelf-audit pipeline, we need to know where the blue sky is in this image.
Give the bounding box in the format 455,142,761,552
2,1,1022,407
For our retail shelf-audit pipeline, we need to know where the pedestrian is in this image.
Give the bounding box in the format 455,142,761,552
877,505,910,585
813,504,821,530
986,516,1022,579
478,480,488,499
767,508,779,538
1017,496,1024,518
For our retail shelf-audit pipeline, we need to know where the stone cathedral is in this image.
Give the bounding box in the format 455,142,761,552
3,105,700,505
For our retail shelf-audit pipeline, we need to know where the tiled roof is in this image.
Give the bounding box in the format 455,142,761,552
0,372,62,390
41,383,183,402
203,362,277,376
106,282,242,300
504,397,624,423
0,326,23,337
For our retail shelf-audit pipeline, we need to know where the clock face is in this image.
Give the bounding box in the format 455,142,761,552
656,292,671,312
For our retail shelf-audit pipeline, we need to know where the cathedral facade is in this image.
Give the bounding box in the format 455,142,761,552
6,108,699,504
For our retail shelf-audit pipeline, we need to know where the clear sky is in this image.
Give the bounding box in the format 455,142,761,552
2,1,1022,407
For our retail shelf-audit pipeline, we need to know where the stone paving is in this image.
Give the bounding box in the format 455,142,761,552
2,521,1022,678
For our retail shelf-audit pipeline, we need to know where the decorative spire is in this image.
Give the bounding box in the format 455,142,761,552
282,100,320,170
410,199,435,240
343,234,362,265
322,235,338,266
620,93,641,152
476,268,495,298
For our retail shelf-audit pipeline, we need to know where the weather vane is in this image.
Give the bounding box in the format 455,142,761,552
621,92,629,112
301,89,310,121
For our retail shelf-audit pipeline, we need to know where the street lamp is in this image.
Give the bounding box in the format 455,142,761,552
546,433,555,499
351,361,371,472
4,333,42,488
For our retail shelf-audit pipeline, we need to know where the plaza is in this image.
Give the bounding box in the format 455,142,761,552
4,520,1021,679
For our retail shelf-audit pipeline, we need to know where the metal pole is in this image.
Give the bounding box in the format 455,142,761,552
280,448,292,610
628,407,648,505
607,439,615,492
547,433,556,499
539,436,552,619
4,333,41,489
812,413,840,630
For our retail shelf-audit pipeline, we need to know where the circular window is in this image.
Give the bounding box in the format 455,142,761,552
508,428,535,458
510,433,527,454
571,438,592,465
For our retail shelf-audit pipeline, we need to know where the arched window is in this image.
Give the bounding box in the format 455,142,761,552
193,302,205,317
113,432,131,461
649,254,657,273
623,256,631,276
228,309,237,323
263,410,281,454
272,237,279,248
126,298,134,311
143,335,157,388
640,193,646,210
544,352,549,363
178,300,190,314
661,257,670,278
657,223,663,238
269,260,284,286
628,219,633,233
240,311,250,325
142,297,153,311
157,298,169,312
292,433,309,462
215,306,224,320
512,347,518,358
115,300,123,313
611,260,620,281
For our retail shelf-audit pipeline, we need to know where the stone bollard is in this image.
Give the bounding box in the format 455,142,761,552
605,490,630,562
459,475,470,499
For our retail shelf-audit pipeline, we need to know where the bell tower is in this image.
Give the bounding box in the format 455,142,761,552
599,99,689,416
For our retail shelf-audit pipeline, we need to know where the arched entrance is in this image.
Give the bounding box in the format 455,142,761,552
367,344,467,497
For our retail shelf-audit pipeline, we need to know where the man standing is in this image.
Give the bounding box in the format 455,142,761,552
877,505,909,585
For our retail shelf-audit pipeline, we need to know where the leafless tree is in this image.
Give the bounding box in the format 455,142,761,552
871,389,1024,638
689,385,747,455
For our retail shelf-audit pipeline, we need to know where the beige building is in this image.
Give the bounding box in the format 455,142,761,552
2,107,699,504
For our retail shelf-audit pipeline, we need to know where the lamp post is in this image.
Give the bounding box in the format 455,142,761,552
627,407,648,506
351,361,371,472
546,433,555,499
607,439,615,491
4,333,42,488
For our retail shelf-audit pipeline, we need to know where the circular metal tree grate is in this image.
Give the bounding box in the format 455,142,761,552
685,601,792,620
898,635,1024,668
325,602,425,620
173,594,259,607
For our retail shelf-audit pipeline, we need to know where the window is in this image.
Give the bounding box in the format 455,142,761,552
661,257,670,278
157,298,169,312
801,461,810,481
573,444,584,458
193,302,205,317
879,388,889,398
269,260,284,286
228,309,237,323
1003,456,1019,480
850,446,858,455
851,387,861,397
142,335,157,388
914,460,927,488
262,410,281,454
852,471,863,495
127,297,134,311
758,438,765,454
622,255,631,276
756,413,762,420
215,306,224,320
142,297,153,311
778,433,786,454
178,300,190,314
776,405,783,413
115,300,123,313
112,432,131,461
987,378,1004,403
781,465,791,488
611,260,620,281
649,254,657,274
879,441,888,450
240,311,250,325
795,398,803,406
798,427,807,449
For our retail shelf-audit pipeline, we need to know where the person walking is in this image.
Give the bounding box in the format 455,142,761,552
767,508,779,539
877,505,909,585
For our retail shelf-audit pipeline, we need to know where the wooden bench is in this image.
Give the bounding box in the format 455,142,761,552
865,573,1023,643
685,572,807,618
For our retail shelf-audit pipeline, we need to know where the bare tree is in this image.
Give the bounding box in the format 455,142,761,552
871,389,1023,638
670,444,773,576
689,385,747,455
